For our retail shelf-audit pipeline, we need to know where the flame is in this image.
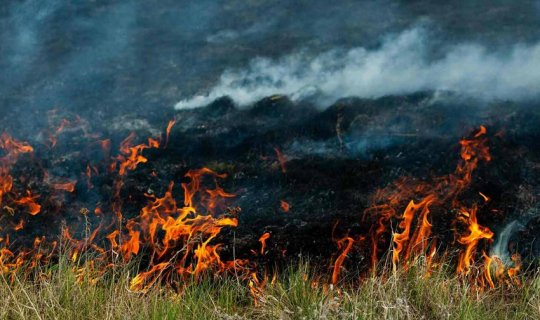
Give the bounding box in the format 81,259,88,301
485,254,522,288
117,167,244,291
85,165,97,189
14,191,41,215
506,254,522,287
13,219,24,231
362,126,503,287
0,133,34,203
164,118,177,148
0,133,34,159
117,133,160,176
130,262,169,292
0,174,13,204
100,139,111,155
479,192,490,202
280,200,290,212
121,224,140,260
47,118,70,148
392,195,434,270
52,181,76,193
274,147,287,173
332,236,354,284
248,272,267,305
0,122,522,296
457,206,494,275
259,232,271,255
483,252,495,289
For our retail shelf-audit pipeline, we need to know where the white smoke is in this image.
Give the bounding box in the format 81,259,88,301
206,19,276,44
175,26,540,110
491,220,524,263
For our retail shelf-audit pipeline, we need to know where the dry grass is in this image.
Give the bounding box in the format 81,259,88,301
0,257,539,320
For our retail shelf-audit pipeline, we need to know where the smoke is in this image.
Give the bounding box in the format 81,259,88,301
206,19,277,44
175,26,540,110
0,1,62,91
491,220,524,263
0,1,138,133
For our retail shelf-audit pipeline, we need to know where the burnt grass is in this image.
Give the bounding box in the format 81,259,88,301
3,92,540,275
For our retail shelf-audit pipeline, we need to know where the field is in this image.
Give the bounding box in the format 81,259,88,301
1,256,538,320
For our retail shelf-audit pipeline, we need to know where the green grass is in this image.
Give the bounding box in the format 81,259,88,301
0,258,539,320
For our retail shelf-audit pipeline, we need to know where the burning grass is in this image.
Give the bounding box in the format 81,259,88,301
0,256,539,319
0,109,537,318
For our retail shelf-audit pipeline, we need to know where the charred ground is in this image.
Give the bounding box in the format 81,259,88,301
2,92,540,278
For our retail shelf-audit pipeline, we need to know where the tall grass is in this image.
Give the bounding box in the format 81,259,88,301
0,257,539,319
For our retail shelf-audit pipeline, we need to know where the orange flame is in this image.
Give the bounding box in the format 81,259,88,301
117,133,160,175
119,167,242,291
332,237,354,284
274,147,287,173
479,192,490,202
259,232,271,255
280,200,290,212
14,191,41,215
392,195,434,270
364,126,495,282
457,206,494,275
164,118,177,148
52,181,76,193
0,122,521,295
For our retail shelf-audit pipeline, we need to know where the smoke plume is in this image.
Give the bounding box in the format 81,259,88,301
175,26,540,110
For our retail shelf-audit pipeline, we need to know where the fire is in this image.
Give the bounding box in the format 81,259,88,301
274,147,287,173
14,191,41,215
248,272,266,305
332,236,354,284
457,206,494,275
0,133,34,205
0,119,523,299
47,118,70,148
51,181,76,193
0,175,12,204
0,133,34,158
479,192,490,202
280,200,290,212
325,126,521,289
259,232,271,255
13,219,24,231
366,126,492,270
117,136,159,175
122,167,245,291
0,122,207,284
121,222,141,260
484,254,522,288
164,118,177,148
391,196,434,270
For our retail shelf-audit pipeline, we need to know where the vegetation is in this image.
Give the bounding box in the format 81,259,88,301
1,256,538,320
